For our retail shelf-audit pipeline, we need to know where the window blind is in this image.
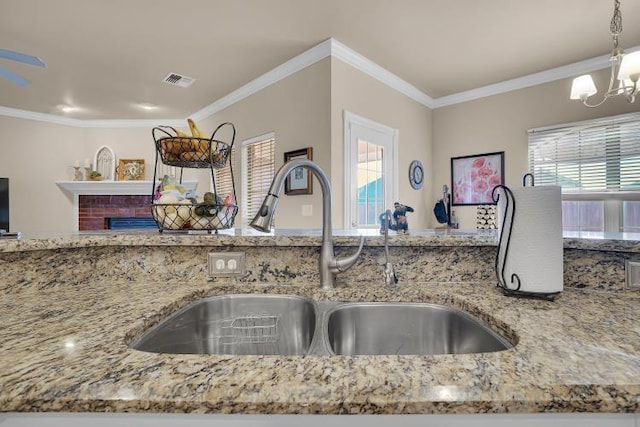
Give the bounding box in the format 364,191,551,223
243,135,275,225
213,147,235,201
528,112,640,193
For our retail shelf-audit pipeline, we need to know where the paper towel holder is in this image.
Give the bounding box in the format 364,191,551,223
522,173,535,187
492,182,560,301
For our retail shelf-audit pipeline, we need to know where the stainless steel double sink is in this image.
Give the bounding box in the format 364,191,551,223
129,294,513,356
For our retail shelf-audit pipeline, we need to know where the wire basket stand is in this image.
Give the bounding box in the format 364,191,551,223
150,122,237,233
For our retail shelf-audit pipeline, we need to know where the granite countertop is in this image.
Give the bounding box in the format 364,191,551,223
1,231,639,415
1,277,640,414
2,228,640,253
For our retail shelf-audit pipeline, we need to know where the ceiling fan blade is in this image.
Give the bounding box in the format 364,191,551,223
0,65,30,86
0,49,45,68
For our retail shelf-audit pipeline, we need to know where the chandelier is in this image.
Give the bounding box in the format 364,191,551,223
570,0,640,107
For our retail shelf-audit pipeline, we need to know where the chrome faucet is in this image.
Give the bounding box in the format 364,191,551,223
250,158,365,290
382,209,398,286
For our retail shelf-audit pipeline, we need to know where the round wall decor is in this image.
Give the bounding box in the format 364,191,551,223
409,160,424,189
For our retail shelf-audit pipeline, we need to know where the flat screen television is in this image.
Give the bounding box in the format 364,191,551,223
0,178,8,232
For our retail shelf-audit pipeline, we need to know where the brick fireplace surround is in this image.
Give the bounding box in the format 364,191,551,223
56,180,198,232
79,195,152,231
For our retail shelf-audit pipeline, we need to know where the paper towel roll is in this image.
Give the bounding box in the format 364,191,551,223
497,186,563,294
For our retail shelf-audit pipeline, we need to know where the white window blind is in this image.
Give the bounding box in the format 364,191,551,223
528,112,640,193
213,146,235,201
242,134,275,226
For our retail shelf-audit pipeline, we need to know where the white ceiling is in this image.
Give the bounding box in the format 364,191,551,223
1,0,639,121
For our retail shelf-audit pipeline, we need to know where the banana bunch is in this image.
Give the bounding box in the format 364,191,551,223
173,128,189,138
187,118,210,154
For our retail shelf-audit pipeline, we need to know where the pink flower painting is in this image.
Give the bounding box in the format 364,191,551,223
451,152,504,205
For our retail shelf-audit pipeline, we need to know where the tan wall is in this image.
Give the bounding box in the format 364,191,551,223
0,117,81,234
79,127,204,183
330,58,433,229
0,117,204,235
201,58,331,229
173,56,434,230
433,68,640,229
5,60,635,235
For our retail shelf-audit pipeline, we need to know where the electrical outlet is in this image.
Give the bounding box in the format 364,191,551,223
626,260,640,290
301,204,313,217
208,252,246,277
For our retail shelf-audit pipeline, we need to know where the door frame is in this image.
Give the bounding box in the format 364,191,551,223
343,110,399,229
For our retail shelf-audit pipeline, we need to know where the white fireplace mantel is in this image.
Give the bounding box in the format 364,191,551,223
57,180,154,196
56,180,198,231
57,180,198,196
57,180,194,196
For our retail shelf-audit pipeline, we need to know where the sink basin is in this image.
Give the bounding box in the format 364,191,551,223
325,302,512,356
130,295,512,357
130,294,317,355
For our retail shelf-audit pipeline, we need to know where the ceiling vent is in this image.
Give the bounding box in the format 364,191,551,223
162,72,195,88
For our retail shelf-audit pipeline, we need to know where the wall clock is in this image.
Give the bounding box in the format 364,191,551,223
409,160,424,189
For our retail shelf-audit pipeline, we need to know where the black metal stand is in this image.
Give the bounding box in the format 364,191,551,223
492,184,559,301
150,123,238,234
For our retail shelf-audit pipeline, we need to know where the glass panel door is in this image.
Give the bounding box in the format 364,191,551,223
356,140,385,226
344,111,397,229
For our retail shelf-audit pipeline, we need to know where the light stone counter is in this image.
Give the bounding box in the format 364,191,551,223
3,228,640,253
0,228,499,253
0,231,639,415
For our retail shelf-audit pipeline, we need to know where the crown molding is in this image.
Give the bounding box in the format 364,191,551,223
329,39,435,109
75,118,185,128
433,45,640,108
2,42,639,126
192,37,436,118
0,106,183,128
0,106,83,126
190,39,332,121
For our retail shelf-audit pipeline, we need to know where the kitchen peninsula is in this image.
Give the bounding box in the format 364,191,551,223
1,230,639,425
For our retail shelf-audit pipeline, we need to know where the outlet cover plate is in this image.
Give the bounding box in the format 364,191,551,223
625,260,640,290
208,252,246,277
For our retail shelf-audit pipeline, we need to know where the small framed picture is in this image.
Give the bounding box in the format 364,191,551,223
117,159,145,181
94,145,116,181
284,148,313,195
451,151,504,205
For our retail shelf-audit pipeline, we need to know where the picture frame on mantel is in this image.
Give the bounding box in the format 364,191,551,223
284,147,313,195
117,159,145,181
451,151,504,206
94,145,116,181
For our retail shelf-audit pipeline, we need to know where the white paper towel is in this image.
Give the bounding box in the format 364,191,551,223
497,186,563,294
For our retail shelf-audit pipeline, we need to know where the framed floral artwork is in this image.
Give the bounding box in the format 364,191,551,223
451,151,504,205
117,159,145,181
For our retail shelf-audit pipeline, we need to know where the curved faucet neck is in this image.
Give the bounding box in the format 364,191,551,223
251,158,364,290
267,159,333,245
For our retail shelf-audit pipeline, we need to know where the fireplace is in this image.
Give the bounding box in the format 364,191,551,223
79,195,152,231
56,180,198,232
106,217,157,229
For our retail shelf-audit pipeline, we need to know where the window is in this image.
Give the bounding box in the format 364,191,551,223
241,133,275,227
528,112,640,232
623,201,640,232
561,201,604,232
344,111,398,229
356,140,385,226
213,147,235,200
